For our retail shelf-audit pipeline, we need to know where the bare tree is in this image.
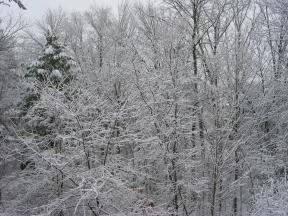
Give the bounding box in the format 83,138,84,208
0,0,26,10
85,7,112,71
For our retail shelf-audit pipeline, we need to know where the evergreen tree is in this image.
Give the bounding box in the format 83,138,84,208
22,31,76,113
20,32,76,150
26,31,75,88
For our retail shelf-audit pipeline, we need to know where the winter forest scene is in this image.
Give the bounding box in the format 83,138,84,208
1,0,288,215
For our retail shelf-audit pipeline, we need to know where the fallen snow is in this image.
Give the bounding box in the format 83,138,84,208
45,46,54,55
37,69,46,74
51,69,62,78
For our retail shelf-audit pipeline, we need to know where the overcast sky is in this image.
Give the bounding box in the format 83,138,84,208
2,0,148,21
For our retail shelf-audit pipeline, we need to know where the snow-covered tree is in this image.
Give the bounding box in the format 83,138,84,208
26,31,75,88
0,0,26,10
2,1,288,216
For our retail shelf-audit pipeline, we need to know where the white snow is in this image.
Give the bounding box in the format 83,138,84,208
37,69,46,74
58,52,68,58
45,46,54,55
31,60,42,67
51,69,62,78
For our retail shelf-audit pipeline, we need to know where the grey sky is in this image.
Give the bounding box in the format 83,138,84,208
3,0,145,21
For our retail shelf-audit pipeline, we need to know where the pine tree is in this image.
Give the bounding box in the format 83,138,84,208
26,31,75,88
20,32,77,152
23,31,75,112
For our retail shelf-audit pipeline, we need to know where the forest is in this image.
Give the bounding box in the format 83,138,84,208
0,0,288,215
